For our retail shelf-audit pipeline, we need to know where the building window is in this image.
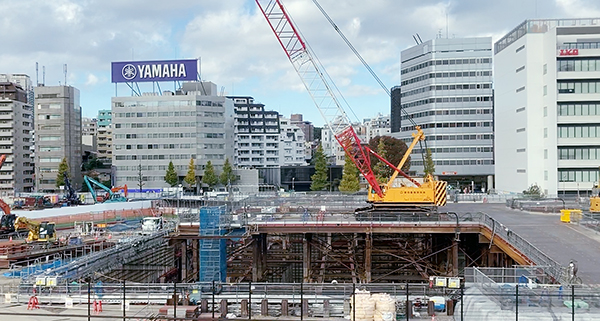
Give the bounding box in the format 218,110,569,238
544,170,548,181
516,66,525,73
544,149,548,159
543,64,547,74
544,128,548,138
516,128,526,133
543,85,547,96
516,45,525,53
516,107,525,113
516,86,525,93
517,169,526,173
543,106,547,117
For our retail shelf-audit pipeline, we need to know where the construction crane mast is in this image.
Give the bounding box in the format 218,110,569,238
255,0,383,197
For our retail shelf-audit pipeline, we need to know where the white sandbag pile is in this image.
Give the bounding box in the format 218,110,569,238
372,293,396,321
351,289,375,321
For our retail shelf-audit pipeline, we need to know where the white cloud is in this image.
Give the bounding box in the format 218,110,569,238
556,0,600,17
86,73,99,86
2,0,600,120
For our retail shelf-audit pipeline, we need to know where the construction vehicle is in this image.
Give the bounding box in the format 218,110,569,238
14,216,56,242
84,176,127,203
256,1,446,213
0,155,27,238
58,172,83,206
140,216,164,235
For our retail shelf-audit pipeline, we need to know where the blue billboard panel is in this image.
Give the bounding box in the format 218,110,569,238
111,59,198,83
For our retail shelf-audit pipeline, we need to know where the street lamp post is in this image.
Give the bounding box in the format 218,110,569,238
292,177,295,191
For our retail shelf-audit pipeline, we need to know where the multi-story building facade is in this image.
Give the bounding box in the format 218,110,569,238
279,116,307,166
82,117,97,154
0,74,34,105
495,18,600,195
363,113,391,142
0,82,34,195
390,86,402,133
393,37,494,191
230,96,280,168
112,81,234,190
96,109,112,162
34,85,82,192
290,113,314,161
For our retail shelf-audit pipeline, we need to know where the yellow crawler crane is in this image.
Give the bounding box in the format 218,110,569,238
367,126,447,210
14,216,56,242
256,0,447,213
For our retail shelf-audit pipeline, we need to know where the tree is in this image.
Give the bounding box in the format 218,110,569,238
184,158,196,186
368,135,410,173
310,144,328,191
373,138,391,184
523,183,544,199
137,163,145,192
202,161,218,190
423,148,436,177
56,157,69,187
338,154,360,193
219,158,236,187
164,161,178,187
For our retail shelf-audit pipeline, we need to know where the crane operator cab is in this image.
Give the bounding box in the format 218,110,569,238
38,221,56,242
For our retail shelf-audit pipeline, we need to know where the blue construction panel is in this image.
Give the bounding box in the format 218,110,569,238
199,205,227,282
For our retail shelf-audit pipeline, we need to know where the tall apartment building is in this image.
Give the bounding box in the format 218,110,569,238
0,74,34,105
393,37,494,191
0,83,34,195
112,81,234,190
230,96,280,168
363,113,391,142
34,85,82,192
96,109,112,162
290,114,314,142
495,18,600,195
279,116,307,166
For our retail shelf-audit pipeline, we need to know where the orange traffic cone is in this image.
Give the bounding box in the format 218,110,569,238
9,236,12,242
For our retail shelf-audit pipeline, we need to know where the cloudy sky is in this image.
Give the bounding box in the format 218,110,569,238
1,0,600,126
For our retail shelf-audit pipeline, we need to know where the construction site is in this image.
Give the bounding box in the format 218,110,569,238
2,1,600,320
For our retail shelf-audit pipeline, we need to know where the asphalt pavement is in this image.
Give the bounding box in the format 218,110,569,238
446,202,600,284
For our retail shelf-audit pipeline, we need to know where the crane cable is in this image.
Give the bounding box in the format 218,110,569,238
311,0,428,164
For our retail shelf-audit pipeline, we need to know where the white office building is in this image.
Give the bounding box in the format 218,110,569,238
112,81,234,190
394,37,494,191
363,113,391,142
495,18,600,196
279,116,307,166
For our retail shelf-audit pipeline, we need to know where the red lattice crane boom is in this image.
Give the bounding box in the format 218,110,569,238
256,0,384,197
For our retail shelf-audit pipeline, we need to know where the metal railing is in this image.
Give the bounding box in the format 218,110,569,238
3,281,600,320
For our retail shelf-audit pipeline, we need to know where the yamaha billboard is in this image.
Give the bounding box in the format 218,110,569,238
111,59,198,83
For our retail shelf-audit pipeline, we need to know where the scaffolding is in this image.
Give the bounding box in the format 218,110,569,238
199,206,228,282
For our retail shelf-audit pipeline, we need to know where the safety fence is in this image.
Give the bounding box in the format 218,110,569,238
2,280,600,320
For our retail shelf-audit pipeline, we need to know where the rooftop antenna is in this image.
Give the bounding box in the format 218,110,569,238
412,35,419,45
63,64,67,86
446,10,449,38
35,62,39,86
43,66,46,86
416,33,423,44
